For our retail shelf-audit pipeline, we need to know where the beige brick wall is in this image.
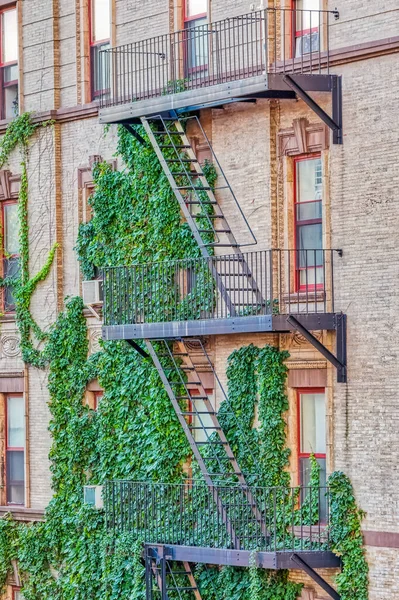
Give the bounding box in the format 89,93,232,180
0,0,399,595
328,1,399,49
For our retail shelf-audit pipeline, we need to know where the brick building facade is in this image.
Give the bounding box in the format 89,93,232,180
0,0,398,598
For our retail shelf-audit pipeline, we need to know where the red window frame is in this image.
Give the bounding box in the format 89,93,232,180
297,388,326,483
12,587,24,600
183,0,208,75
5,393,25,507
0,5,18,120
93,391,103,411
1,198,20,313
89,0,110,101
293,153,323,292
291,0,320,58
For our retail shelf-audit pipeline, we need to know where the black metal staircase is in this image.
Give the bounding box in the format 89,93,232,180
140,114,265,312
145,338,267,548
146,545,203,599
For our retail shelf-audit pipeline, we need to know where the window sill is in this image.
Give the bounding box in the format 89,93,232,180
0,506,45,521
283,290,326,303
0,313,17,323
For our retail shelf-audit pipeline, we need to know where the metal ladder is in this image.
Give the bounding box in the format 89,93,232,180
139,115,265,313
145,338,268,546
146,546,203,600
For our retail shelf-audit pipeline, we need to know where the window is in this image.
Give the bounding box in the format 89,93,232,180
0,6,18,120
294,155,323,290
90,0,111,100
93,391,103,410
190,389,214,442
298,389,326,519
2,200,20,310
13,588,25,600
184,0,208,73
294,0,320,57
2,199,20,312
6,395,25,505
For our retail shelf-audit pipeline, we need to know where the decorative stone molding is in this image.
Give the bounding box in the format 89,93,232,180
0,169,20,200
280,331,323,350
278,118,329,156
299,589,325,600
286,360,327,370
88,328,102,354
0,334,21,357
292,330,323,348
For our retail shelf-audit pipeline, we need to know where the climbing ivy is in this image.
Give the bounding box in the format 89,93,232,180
328,472,369,600
0,116,368,600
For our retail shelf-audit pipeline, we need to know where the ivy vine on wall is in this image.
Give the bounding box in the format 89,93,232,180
0,116,368,600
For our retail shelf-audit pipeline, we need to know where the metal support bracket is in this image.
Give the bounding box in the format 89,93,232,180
122,123,147,146
286,315,347,383
126,339,150,358
290,553,341,600
283,74,343,144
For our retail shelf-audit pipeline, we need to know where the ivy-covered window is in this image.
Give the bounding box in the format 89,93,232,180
0,6,19,120
90,0,111,100
2,199,20,312
294,0,320,57
184,0,208,73
6,395,25,506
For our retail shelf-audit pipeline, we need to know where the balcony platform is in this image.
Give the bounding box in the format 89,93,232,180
102,312,338,341
145,543,341,570
98,72,333,125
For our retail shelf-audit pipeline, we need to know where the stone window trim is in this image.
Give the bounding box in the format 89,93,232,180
77,154,116,224
278,117,329,157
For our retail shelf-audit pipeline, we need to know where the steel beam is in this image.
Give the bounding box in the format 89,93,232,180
286,315,347,383
332,75,343,144
126,339,149,358
145,544,340,570
122,123,147,146
336,313,347,383
290,553,341,600
282,74,343,144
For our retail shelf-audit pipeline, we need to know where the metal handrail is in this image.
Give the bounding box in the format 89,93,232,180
104,480,331,553
99,7,338,108
102,249,341,327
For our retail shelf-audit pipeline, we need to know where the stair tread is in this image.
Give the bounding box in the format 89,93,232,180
159,144,191,149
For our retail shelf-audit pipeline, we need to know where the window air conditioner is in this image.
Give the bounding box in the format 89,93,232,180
82,280,103,305
83,485,104,509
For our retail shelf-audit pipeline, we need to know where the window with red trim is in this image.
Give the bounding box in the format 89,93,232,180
294,155,323,291
2,199,20,312
183,0,208,73
6,395,25,506
0,6,19,120
93,391,103,410
12,587,25,600
298,389,326,518
293,0,320,58
90,0,110,100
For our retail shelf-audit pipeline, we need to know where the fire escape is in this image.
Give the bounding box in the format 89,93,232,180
99,8,345,600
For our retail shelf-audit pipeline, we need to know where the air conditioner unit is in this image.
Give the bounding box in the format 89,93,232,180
83,485,104,509
82,280,103,305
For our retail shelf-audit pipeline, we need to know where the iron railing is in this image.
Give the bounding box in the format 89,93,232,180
103,249,341,327
105,480,331,553
99,7,338,108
